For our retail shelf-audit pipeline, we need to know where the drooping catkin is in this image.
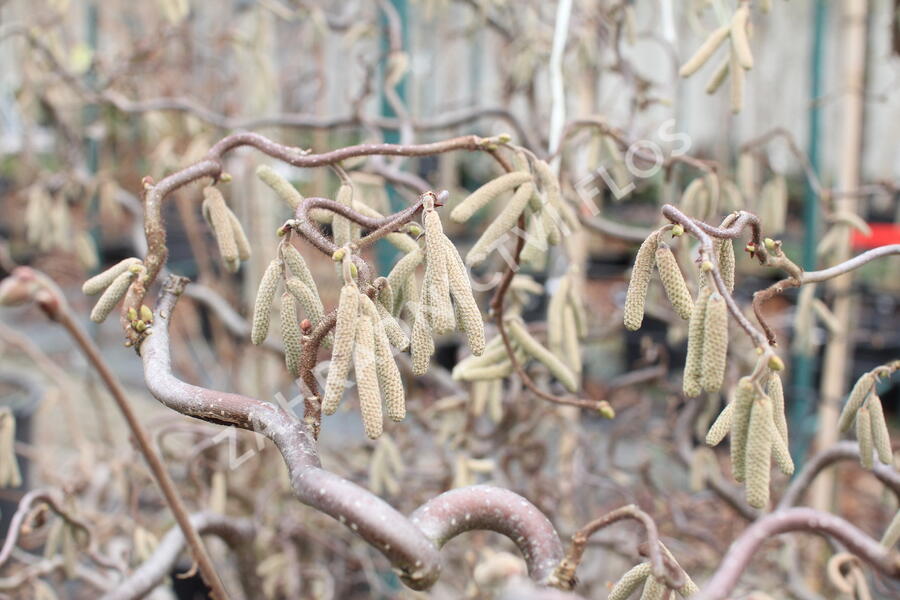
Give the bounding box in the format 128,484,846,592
839,374,873,433
882,510,900,547
202,186,239,271
745,395,774,509
0,409,22,488
639,575,666,600
450,171,532,223
367,302,405,422
251,259,281,345
82,257,142,295
766,373,789,444
410,285,435,376
718,239,736,293
90,270,136,323
227,210,252,261
506,317,578,393
730,4,753,69
353,315,383,439
655,243,693,320
683,287,712,397
423,208,455,334
700,293,729,393
285,278,325,331
281,241,317,291
730,378,755,482
322,284,359,415
280,292,303,377
534,159,578,232
679,25,731,77
624,231,660,331
857,405,874,470
868,396,892,465
466,181,534,266
443,236,485,356
706,401,734,446
705,56,730,94
519,211,549,270
548,273,571,358
256,165,304,210
771,423,795,476
386,249,423,313
729,45,744,114
608,562,652,600
333,183,353,248
375,301,409,350
759,175,788,235
562,304,581,375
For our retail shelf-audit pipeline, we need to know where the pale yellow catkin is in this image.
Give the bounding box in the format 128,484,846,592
452,337,507,377
322,284,359,415
705,56,730,94
562,304,581,375
700,293,729,393
353,315,383,439
547,273,571,357
424,209,455,334
202,186,239,270
639,575,666,600
730,5,754,70
771,422,795,476
730,378,755,482
280,292,302,377
839,374,873,432
227,210,252,261
284,277,324,329
706,401,734,446
450,171,532,223
679,25,731,77
760,175,788,235
466,181,535,266
534,159,579,231
333,183,353,248
0,409,22,488
868,396,892,465
680,177,707,220
857,405,874,470
82,257,142,295
718,239,736,293
362,295,405,421
90,270,135,323
656,244,693,320
443,236,485,356
410,284,435,376
729,45,744,114
745,395,774,509
251,259,281,345
256,165,303,210
281,241,318,292
624,231,660,331
519,211,549,269
608,562,652,600
375,301,409,350
386,249,423,313
683,287,712,397
766,373,789,444
881,509,900,547
506,317,578,392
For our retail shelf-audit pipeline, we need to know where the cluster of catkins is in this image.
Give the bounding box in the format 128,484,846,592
679,2,755,113
706,373,793,508
838,365,896,469
201,186,252,273
82,257,145,324
607,545,698,600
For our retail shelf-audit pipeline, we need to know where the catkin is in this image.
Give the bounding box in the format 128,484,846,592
520,211,549,269
745,395,774,509
759,175,788,234
410,285,435,376
624,231,660,331
700,293,728,393
387,249,423,313
506,317,578,393
284,278,324,331
251,259,281,345
375,301,409,350
679,25,731,77
705,56,730,94
656,243,693,320
766,373,789,444
227,210,252,261
322,284,359,415
857,405,874,470
639,575,666,600
0,409,22,488
706,401,734,446
534,159,578,231
608,562,652,600
333,183,353,248
868,396,892,465
771,423,795,476
90,270,135,323
82,258,142,295
730,378,755,482
466,181,534,266
354,315,383,439
443,236,485,356
729,45,744,114
839,374,873,433
683,287,712,397
280,293,303,377
562,304,581,374
368,303,405,422
424,208,455,333
548,274,571,357
882,510,900,547
202,186,239,271
718,239,736,293
450,171,532,223
281,241,318,292
256,165,303,210
730,5,754,70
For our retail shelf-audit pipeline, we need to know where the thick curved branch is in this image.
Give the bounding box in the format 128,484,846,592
695,508,900,600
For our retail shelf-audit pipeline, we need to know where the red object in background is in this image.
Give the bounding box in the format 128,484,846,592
851,223,900,249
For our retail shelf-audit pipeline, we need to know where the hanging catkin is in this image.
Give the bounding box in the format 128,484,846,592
639,575,667,600
857,405,874,469
333,183,354,249
256,165,303,210
0,409,22,488
706,401,734,446
322,283,359,415
202,186,240,272
82,257,142,295
868,396,892,465
608,563,652,600
280,241,318,293
730,4,754,69
227,211,252,261
284,278,325,333
548,274,571,358
280,292,303,377
251,259,281,345
655,243,693,320
90,270,136,323
730,378,755,482
766,373,789,445
365,298,406,422
466,181,535,266
705,56,730,94
506,317,578,392
410,283,435,376
745,395,774,509
729,45,744,114
624,231,660,331
386,249,423,313
839,373,874,433
718,239,736,293
443,236,485,355
450,171,532,222
354,314,383,439
683,286,712,397
679,25,731,77
701,293,729,393
423,207,455,334
882,510,900,547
